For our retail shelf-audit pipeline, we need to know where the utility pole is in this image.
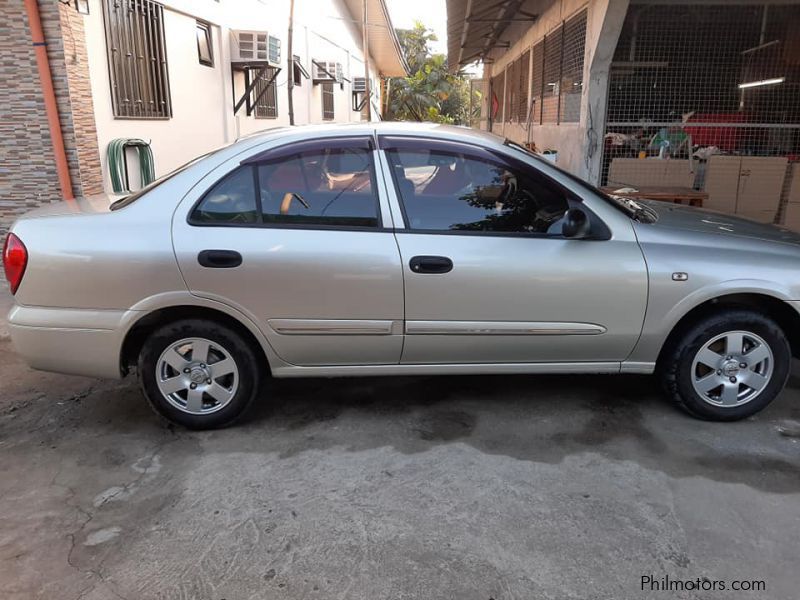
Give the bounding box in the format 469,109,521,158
362,0,371,121
287,0,295,125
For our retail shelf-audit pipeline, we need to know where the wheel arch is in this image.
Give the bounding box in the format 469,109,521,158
656,292,800,370
120,304,275,377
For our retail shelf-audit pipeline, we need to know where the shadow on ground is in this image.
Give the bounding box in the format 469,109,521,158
5,363,798,493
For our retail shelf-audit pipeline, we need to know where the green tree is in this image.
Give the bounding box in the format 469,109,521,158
387,22,481,125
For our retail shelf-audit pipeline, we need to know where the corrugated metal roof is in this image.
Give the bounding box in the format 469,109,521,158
446,0,543,72
343,0,409,77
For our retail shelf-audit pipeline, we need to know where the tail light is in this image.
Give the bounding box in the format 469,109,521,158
2,233,28,295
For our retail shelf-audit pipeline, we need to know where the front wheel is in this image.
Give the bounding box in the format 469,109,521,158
138,319,262,429
661,309,791,421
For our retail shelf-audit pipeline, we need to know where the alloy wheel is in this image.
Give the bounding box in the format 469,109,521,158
690,330,773,408
156,337,239,415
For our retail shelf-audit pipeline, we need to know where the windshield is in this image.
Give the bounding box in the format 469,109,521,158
109,145,229,211
502,139,657,223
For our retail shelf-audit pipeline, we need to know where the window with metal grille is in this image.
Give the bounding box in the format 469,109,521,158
102,0,172,119
560,10,586,123
541,24,563,123
530,41,544,124
254,68,278,119
491,71,505,123
517,50,531,123
322,82,335,120
504,58,517,122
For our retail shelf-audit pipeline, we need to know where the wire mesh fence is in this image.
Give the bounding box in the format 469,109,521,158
601,3,800,227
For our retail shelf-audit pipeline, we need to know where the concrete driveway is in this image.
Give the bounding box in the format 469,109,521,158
1,286,799,599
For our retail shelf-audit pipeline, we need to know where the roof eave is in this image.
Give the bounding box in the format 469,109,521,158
343,0,409,78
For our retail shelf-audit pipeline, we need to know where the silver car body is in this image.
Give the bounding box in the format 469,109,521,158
8,122,800,380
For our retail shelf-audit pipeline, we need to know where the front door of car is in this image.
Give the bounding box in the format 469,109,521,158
379,137,648,365
173,137,404,367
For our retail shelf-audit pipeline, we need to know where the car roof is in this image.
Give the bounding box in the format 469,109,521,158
235,121,504,147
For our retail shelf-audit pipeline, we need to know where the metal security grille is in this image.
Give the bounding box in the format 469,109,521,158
491,70,505,124
530,41,544,124
102,0,171,119
504,58,518,122
254,68,278,119
541,24,563,123
560,10,587,123
510,9,588,127
508,55,526,122
601,3,800,225
517,49,531,122
322,82,335,120
469,78,486,128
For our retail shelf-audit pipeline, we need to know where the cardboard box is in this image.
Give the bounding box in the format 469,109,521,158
782,202,800,232
785,163,800,204
736,209,777,224
607,158,694,188
736,157,788,213
703,155,740,214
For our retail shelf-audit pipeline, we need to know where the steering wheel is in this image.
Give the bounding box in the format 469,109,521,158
499,186,550,233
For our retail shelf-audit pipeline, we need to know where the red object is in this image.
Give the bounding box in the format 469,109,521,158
684,113,750,152
3,233,28,295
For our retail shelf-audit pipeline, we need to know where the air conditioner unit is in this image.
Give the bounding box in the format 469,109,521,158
313,60,342,83
231,30,280,66
352,77,372,93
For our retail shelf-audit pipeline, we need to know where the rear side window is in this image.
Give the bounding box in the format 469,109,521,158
386,148,569,234
258,147,377,227
191,166,259,224
191,147,379,228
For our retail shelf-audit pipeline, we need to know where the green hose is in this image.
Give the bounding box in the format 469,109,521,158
107,138,156,193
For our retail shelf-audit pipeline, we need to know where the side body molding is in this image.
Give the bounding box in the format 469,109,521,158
405,321,607,335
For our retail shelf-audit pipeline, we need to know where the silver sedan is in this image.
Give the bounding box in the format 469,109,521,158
5,123,800,429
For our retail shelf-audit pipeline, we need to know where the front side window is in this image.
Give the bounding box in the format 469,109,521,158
191,146,379,228
103,0,172,119
386,148,569,234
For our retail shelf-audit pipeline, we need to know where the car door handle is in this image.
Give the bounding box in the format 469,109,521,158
198,249,242,268
409,255,453,274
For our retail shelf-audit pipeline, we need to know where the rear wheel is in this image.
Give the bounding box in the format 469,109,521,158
138,319,262,429
661,309,791,421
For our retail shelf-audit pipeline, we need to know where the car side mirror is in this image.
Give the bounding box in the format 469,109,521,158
562,208,591,239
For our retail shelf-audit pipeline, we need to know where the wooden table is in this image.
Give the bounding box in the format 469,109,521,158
601,186,707,208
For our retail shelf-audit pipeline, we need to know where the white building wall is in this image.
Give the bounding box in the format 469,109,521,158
485,0,629,182
82,0,383,191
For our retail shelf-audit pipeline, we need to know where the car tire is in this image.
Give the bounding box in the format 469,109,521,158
661,309,791,421
138,319,262,429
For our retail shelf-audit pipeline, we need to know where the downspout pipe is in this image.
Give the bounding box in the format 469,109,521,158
24,0,74,200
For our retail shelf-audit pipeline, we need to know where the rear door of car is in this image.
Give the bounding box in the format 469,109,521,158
172,135,404,367
378,135,648,365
